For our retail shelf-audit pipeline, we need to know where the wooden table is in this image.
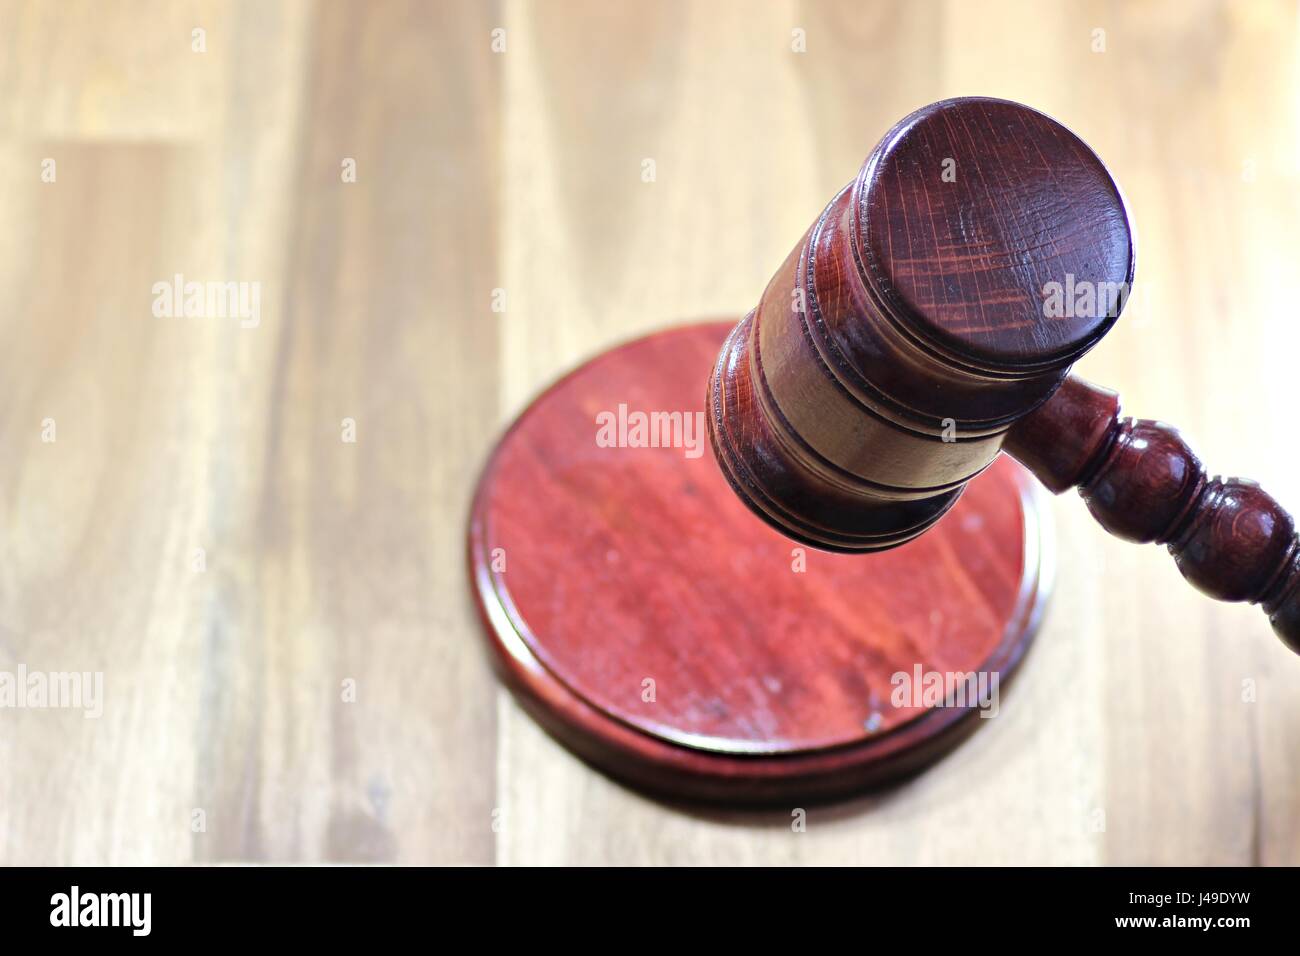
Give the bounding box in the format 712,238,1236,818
2,0,1297,865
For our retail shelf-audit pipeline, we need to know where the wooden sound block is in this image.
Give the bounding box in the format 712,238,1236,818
468,322,1050,804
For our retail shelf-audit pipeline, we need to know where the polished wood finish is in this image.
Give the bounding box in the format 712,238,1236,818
12,1,1299,866
710,96,1299,655
1005,376,1300,653
709,97,1133,552
859,99,1132,372
470,323,1047,803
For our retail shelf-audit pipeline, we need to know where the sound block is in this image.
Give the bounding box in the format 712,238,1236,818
468,322,1050,805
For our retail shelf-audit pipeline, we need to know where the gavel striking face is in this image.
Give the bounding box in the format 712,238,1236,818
709,97,1300,653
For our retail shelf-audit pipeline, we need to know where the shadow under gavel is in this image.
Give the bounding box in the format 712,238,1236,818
709,96,1300,653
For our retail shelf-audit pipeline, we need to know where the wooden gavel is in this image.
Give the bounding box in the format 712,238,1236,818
709,96,1300,654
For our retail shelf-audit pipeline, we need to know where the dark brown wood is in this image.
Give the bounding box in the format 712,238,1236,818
472,95,1296,806
709,95,1300,655
470,323,1048,804
709,97,1133,552
1005,375,1300,653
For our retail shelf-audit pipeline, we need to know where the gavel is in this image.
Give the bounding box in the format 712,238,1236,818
708,96,1300,654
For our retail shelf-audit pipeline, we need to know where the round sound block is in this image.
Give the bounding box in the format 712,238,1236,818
468,322,1050,804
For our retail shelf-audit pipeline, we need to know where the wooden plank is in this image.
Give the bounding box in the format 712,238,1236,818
0,0,501,864
244,0,502,864
2,0,1298,866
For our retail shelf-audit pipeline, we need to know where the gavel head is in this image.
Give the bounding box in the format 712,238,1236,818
708,97,1135,552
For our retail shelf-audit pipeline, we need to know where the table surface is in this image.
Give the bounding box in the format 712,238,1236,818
2,0,1298,865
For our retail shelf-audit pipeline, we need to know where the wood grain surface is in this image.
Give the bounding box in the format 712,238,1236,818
1,0,1298,865
471,323,1045,802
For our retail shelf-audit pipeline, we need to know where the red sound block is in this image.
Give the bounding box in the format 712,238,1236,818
468,322,1050,804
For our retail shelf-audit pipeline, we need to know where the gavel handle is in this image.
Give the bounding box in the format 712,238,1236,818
1004,375,1300,654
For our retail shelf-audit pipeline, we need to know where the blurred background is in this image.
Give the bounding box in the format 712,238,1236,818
1,0,1298,865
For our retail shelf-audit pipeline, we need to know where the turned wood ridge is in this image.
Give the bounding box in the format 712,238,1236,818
709,97,1300,653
